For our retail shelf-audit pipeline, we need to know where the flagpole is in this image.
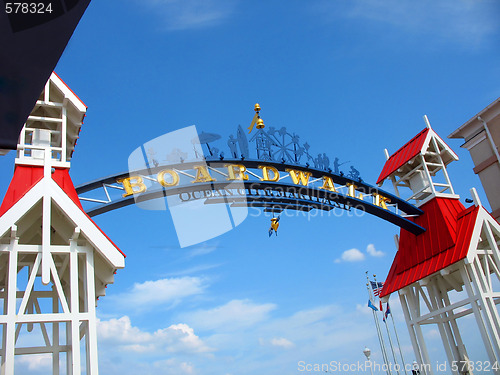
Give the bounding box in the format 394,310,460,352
374,274,400,375
389,308,409,375
366,283,391,375
366,273,392,375
383,319,400,375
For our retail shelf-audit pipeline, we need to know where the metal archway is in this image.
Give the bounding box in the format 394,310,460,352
76,159,425,235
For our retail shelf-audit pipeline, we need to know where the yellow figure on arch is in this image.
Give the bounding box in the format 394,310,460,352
269,214,281,237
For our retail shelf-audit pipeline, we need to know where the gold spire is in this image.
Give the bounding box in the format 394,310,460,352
248,103,263,133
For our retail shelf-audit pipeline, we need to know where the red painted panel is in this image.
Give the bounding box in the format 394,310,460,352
381,197,480,297
0,165,126,258
377,128,429,184
0,165,43,217
52,168,84,210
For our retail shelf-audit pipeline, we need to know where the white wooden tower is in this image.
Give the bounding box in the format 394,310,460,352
377,116,459,206
378,118,500,375
0,73,125,374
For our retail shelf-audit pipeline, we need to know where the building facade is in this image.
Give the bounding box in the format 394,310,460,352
449,98,500,221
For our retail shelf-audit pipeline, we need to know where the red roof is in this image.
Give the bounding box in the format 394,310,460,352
0,165,125,257
0,165,43,216
380,197,479,297
377,128,429,184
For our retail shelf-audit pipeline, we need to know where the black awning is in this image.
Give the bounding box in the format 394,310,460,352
0,0,91,149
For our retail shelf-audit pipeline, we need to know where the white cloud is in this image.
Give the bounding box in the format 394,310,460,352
259,337,294,348
114,276,207,310
255,304,378,356
335,248,365,263
16,354,51,373
425,328,440,339
284,305,339,327
366,243,384,257
157,323,213,353
342,0,499,48
335,244,384,262
98,316,150,345
269,337,294,349
187,244,217,258
141,0,237,31
153,358,196,374
184,299,277,331
95,302,410,375
357,0,498,44
98,316,213,354
163,263,223,277
356,303,373,316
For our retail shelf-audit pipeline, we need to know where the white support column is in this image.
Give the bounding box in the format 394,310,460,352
406,286,433,375
437,282,469,368
17,126,26,162
70,240,81,375
42,191,52,285
3,237,18,375
61,98,68,162
473,255,500,336
44,78,50,102
420,155,436,196
430,137,455,195
66,320,72,375
482,220,500,311
85,248,99,375
1,306,6,373
427,283,459,374
468,258,500,360
399,289,433,375
460,265,500,372
390,176,401,198
443,308,466,359
52,285,60,375
18,255,41,316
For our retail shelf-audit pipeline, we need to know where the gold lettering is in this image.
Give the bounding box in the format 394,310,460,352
225,164,249,180
347,183,357,197
346,182,363,199
319,176,336,192
373,193,391,209
192,166,215,183
117,176,147,197
157,169,179,187
285,169,312,186
259,165,279,182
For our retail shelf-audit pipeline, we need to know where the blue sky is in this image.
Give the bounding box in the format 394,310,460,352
2,0,500,374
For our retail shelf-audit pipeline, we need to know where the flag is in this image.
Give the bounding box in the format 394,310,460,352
370,281,385,296
385,303,391,319
368,299,378,311
380,300,383,311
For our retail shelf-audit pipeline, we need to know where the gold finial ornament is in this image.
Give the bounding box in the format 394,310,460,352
248,103,263,134
256,118,265,129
